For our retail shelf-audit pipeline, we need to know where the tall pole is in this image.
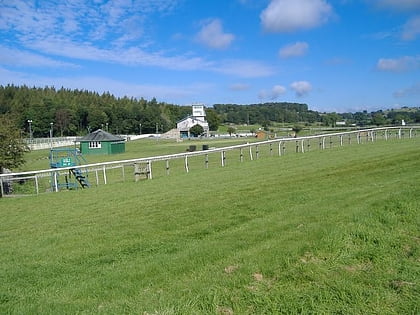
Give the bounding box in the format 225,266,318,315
28,120,33,142
139,123,142,135
50,122,53,148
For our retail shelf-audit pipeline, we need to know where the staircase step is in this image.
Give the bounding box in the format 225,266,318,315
70,168,90,188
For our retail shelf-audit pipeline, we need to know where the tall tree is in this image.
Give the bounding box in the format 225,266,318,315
55,108,72,136
0,115,28,197
205,108,220,131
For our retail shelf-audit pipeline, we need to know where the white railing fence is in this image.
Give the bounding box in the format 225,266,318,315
1,126,418,197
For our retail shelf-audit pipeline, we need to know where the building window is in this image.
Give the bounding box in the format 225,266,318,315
89,141,101,149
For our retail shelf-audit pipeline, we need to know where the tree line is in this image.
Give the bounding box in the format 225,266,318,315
1,85,419,138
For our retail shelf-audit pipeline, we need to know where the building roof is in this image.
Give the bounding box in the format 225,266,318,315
176,115,207,124
79,129,124,142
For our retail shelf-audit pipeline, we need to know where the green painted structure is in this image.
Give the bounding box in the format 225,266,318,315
79,129,125,155
49,148,90,190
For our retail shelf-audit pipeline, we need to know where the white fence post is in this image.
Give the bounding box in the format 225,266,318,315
134,163,140,182
221,151,226,167
0,178,4,197
35,176,39,195
148,161,152,179
2,126,419,197
184,156,189,173
102,165,107,184
249,145,253,161
166,160,170,175
54,171,59,192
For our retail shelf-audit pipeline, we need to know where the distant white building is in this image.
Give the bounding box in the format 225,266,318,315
177,104,209,138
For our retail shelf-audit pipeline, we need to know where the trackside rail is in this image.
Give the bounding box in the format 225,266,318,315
1,126,418,197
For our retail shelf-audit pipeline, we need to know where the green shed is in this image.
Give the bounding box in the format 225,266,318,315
79,129,125,155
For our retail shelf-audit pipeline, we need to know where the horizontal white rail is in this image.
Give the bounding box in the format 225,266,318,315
1,126,418,196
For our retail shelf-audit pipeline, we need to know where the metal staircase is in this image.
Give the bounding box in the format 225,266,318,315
70,168,90,188
49,148,90,190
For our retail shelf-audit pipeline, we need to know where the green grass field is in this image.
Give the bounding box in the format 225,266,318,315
1,138,419,314
20,137,261,172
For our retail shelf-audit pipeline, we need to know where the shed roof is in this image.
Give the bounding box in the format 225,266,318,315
79,129,124,142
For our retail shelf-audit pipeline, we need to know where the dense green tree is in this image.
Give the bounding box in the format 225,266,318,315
0,115,28,196
322,112,341,127
55,108,73,136
227,126,236,136
1,85,419,137
292,125,303,137
371,112,388,126
189,124,204,137
205,108,220,131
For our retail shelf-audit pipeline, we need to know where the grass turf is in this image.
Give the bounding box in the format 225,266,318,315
0,138,419,314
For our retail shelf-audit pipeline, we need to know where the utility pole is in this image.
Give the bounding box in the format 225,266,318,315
28,120,33,142
50,122,53,148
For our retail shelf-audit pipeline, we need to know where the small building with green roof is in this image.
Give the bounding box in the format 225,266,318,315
79,129,125,155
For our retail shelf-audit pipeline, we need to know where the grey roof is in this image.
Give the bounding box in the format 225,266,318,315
79,129,124,142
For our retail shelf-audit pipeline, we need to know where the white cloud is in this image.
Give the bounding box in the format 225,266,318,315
376,56,420,72
393,83,420,98
271,85,287,98
290,81,312,97
258,89,268,100
196,19,235,49
0,46,78,68
0,1,272,79
4,29,272,79
0,0,179,46
260,0,333,32
258,84,287,100
279,42,309,58
401,16,420,41
21,36,213,71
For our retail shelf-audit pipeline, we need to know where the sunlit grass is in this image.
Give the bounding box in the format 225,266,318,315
1,138,419,314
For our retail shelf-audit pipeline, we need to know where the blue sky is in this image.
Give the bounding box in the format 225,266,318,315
0,0,419,112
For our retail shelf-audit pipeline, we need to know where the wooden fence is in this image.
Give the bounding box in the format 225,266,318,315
1,126,418,197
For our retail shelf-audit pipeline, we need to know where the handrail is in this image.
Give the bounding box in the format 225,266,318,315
1,126,418,179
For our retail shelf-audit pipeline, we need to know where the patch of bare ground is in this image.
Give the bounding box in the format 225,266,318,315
224,265,239,274
216,306,233,315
